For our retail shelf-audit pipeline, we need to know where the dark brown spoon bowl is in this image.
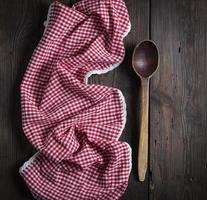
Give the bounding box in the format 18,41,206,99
132,40,159,182
132,40,158,78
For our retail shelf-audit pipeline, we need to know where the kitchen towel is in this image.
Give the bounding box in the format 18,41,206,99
20,0,131,199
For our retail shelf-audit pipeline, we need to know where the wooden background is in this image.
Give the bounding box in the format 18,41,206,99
0,0,207,199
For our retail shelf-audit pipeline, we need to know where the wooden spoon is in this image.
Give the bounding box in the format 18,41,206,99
132,40,159,181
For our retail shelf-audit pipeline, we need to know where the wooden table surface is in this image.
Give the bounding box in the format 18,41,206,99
0,0,207,199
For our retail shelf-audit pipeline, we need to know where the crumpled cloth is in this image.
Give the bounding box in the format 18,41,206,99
20,0,131,199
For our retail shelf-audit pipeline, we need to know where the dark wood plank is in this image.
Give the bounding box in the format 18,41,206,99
2,0,207,200
0,0,70,199
118,0,150,199
150,0,207,199
70,0,150,199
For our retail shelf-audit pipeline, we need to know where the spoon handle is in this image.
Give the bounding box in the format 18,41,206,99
138,77,149,181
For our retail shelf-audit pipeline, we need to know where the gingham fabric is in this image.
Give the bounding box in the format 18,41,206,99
20,0,131,199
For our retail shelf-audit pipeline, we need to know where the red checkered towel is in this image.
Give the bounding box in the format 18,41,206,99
20,0,131,199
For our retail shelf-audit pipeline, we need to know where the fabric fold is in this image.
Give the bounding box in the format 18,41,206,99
20,0,132,199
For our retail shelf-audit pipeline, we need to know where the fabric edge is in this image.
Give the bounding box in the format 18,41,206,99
84,22,132,84
84,21,133,179
19,152,38,174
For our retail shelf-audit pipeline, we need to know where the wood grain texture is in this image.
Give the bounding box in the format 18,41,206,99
150,0,207,199
138,78,149,182
1,0,207,200
115,0,150,197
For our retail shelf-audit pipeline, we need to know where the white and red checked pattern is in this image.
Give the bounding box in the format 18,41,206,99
20,0,131,199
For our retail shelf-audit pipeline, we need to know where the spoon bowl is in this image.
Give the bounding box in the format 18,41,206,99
132,40,159,78
132,40,159,182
